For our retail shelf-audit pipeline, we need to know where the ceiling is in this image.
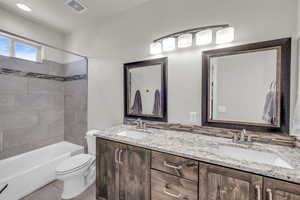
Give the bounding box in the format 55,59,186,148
0,0,150,34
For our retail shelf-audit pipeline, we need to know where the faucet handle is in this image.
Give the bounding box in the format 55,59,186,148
242,129,247,135
247,134,253,142
142,121,147,129
232,132,238,143
133,119,139,125
240,129,246,142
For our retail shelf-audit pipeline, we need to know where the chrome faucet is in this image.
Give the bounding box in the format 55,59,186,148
133,119,148,132
142,121,147,131
232,129,253,144
134,118,143,129
240,129,246,142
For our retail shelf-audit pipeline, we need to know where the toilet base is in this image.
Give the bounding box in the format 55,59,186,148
61,174,95,199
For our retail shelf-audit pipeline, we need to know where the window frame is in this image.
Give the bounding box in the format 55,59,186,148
0,34,12,57
0,33,43,63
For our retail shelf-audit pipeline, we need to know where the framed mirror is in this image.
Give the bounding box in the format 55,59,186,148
202,38,291,133
124,57,168,121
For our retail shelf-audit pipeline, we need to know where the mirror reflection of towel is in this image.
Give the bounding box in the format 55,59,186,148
131,90,142,114
263,90,276,124
152,89,161,115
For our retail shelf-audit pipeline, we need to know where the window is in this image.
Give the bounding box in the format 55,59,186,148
15,42,40,62
0,36,11,57
0,34,42,62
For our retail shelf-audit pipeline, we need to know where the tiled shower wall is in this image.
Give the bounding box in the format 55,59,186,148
64,60,88,146
0,56,87,159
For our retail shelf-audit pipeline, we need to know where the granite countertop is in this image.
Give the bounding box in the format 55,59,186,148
94,125,300,184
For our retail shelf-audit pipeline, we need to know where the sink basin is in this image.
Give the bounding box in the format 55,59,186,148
116,130,150,139
219,145,293,169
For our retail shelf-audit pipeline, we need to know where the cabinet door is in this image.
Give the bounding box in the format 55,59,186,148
96,139,124,200
119,145,151,200
264,178,300,200
199,163,263,200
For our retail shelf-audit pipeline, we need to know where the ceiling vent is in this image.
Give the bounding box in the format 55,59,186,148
65,0,87,13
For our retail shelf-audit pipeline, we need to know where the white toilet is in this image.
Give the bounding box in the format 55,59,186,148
56,130,98,199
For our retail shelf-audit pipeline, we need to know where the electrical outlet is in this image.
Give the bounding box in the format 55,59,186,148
189,112,198,123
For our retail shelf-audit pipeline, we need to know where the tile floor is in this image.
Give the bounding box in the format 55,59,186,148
21,181,96,200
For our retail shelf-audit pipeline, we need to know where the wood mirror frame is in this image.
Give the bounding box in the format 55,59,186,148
124,57,168,122
202,38,291,134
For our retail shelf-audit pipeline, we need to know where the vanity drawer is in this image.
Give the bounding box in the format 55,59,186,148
151,169,197,200
151,151,198,181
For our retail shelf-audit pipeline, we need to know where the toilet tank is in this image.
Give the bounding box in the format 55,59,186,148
86,130,98,155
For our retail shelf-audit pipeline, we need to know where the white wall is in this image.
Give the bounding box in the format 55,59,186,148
290,0,300,135
0,7,66,62
66,0,298,130
298,0,300,38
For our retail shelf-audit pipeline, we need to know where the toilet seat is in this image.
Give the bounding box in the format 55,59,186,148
56,154,94,175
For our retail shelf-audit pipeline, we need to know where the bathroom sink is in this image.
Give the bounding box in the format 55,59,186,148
219,145,293,169
116,130,150,139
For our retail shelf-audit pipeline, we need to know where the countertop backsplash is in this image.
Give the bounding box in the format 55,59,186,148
124,118,297,148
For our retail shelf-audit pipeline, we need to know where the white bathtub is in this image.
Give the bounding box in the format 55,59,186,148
0,141,84,200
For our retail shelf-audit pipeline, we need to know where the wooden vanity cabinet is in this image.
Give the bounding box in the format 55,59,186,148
96,138,300,200
96,139,150,200
199,163,263,200
264,178,300,200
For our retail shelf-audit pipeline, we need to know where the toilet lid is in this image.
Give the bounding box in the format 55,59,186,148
56,154,93,173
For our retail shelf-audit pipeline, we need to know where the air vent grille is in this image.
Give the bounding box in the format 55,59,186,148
65,0,87,13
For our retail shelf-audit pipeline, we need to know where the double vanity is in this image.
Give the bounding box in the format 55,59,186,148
95,38,299,200
95,125,300,200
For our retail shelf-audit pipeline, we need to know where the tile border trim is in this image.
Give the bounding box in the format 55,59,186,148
0,68,87,81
